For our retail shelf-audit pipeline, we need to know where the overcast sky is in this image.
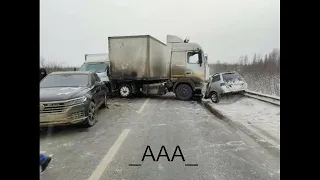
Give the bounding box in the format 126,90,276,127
40,0,279,66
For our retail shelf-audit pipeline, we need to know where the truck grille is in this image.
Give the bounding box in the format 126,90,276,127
40,102,70,113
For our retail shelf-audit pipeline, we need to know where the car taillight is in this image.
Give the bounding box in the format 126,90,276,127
220,83,226,86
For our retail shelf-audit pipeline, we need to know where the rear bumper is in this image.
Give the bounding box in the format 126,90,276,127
221,85,247,94
40,102,89,127
221,90,245,95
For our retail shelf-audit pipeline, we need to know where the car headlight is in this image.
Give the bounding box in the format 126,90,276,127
71,96,88,105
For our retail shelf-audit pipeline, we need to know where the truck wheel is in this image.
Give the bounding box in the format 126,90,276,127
175,84,193,101
210,92,220,103
119,84,132,98
83,101,97,128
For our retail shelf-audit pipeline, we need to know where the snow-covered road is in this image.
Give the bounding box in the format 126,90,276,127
206,95,280,148
40,95,280,180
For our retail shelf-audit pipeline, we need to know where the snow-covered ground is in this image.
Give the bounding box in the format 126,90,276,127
242,73,280,97
208,95,280,148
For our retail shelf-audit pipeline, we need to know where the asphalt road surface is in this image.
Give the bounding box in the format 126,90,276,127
40,95,280,180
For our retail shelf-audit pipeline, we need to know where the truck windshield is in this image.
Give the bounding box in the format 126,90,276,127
40,74,89,88
79,62,108,73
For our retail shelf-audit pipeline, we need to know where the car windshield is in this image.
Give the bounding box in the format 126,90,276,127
222,72,244,82
40,74,89,88
79,62,108,73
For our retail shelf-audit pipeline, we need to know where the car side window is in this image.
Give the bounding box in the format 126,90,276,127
212,75,220,82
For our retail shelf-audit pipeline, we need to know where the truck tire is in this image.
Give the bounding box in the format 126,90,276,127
119,84,132,98
175,84,193,101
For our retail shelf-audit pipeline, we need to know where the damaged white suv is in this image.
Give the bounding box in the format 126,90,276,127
204,71,247,103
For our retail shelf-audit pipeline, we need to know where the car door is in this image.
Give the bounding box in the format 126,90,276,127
210,74,222,93
93,73,105,105
90,74,101,105
185,51,205,81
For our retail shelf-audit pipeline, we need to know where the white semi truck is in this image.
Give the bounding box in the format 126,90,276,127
108,34,209,100
79,53,111,90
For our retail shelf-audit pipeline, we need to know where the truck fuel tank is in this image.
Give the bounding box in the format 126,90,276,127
142,83,167,95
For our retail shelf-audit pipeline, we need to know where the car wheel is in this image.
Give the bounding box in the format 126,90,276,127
210,92,220,103
175,84,193,101
101,92,108,109
119,84,132,98
84,101,97,127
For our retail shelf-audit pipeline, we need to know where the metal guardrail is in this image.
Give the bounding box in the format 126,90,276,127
242,90,280,106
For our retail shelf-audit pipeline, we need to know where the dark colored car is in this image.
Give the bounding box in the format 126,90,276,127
40,68,47,81
40,71,108,128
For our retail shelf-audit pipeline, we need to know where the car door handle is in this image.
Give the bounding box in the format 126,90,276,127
186,72,192,75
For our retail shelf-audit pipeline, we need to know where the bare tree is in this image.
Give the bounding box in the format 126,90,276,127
244,55,248,66
239,56,244,65
252,53,257,65
40,56,46,68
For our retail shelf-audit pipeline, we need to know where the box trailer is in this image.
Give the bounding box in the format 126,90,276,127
108,35,168,81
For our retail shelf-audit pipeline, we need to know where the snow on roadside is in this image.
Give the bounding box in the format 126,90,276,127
210,95,280,145
245,90,280,100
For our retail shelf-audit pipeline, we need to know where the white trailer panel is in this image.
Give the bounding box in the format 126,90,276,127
108,35,168,80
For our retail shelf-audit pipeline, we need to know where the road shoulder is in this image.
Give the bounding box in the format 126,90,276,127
203,100,280,158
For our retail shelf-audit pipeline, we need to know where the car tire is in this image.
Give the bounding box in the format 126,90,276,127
175,84,193,101
210,92,220,103
119,84,132,98
83,101,97,128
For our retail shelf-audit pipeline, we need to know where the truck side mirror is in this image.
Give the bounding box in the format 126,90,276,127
198,53,203,67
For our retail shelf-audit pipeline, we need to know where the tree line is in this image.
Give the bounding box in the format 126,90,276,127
208,48,280,96
40,57,78,74
209,48,280,75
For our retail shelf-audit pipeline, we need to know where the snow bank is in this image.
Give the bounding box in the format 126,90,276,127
210,95,280,146
242,73,280,97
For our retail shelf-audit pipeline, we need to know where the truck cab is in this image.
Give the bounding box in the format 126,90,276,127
166,35,208,99
79,54,111,90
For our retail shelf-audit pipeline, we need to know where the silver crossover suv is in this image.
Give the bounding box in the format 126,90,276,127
204,71,247,103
